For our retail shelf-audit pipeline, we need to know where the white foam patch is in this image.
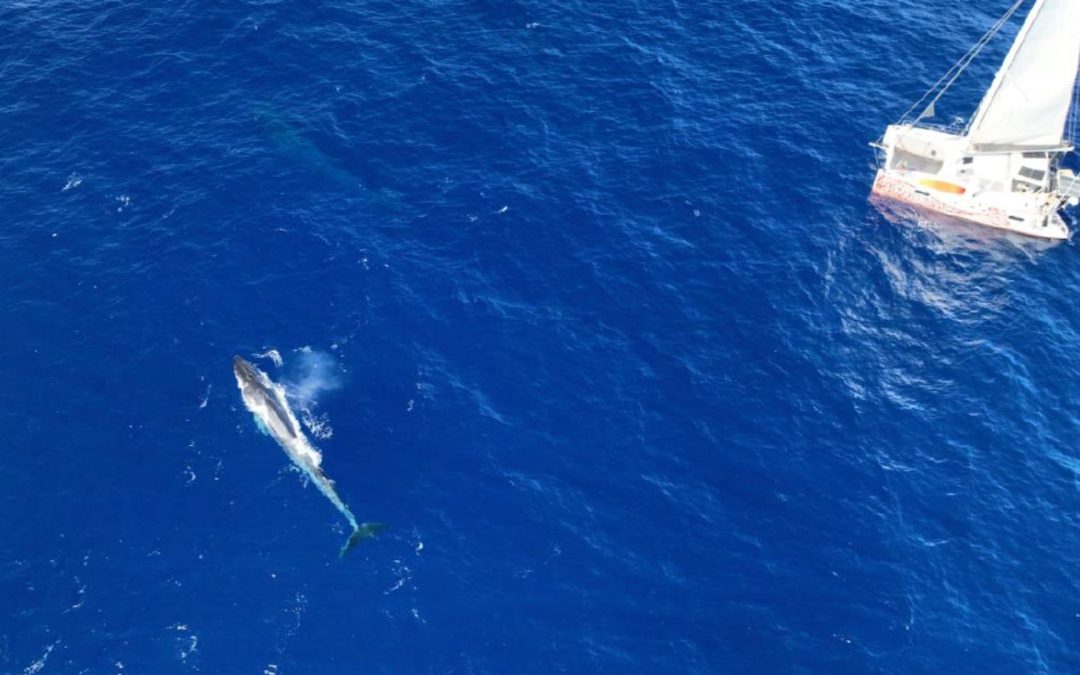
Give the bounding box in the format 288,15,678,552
300,408,334,441
285,348,342,402
22,641,58,675
384,559,413,595
64,578,87,612
181,634,198,661
170,624,199,665
282,348,343,440
255,349,283,367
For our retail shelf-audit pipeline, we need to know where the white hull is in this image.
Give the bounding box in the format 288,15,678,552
870,124,1071,240
872,168,1069,240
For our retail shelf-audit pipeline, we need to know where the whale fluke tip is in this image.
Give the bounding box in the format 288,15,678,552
339,522,388,558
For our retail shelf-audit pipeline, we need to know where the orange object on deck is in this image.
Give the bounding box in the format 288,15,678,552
917,178,966,195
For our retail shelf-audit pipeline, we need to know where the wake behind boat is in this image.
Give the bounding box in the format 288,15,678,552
871,0,1080,239
232,356,385,556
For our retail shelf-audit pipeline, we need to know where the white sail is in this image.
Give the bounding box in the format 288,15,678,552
966,0,1080,150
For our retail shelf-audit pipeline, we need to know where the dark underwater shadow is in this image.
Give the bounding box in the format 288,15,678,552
251,104,405,209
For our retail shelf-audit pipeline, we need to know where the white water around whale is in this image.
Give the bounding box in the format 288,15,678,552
282,348,343,441
255,349,284,368
247,346,342,442
284,347,342,401
239,366,324,469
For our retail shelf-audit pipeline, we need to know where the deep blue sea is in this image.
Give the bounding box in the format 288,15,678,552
4,0,1080,672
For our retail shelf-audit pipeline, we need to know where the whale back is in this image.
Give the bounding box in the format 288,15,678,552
264,388,298,439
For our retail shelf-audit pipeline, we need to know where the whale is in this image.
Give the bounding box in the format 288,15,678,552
232,356,384,556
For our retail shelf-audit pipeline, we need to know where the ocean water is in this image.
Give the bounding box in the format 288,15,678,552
3,0,1080,672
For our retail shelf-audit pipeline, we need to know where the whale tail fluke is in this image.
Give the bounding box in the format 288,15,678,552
339,522,388,558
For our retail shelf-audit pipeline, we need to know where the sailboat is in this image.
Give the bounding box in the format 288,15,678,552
871,0,1080,239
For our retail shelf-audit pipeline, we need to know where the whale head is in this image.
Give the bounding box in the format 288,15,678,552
233,356,260,388
233,355,299,440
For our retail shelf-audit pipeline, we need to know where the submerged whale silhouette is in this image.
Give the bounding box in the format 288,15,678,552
233,356,384,556
255,107,360,190
253,106,407,210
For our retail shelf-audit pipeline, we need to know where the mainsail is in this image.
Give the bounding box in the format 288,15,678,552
966,0,1080,150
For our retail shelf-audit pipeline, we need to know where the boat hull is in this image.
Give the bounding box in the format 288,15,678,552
871,169,1069,240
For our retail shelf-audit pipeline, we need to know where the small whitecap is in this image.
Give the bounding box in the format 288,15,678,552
182,635,198,660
